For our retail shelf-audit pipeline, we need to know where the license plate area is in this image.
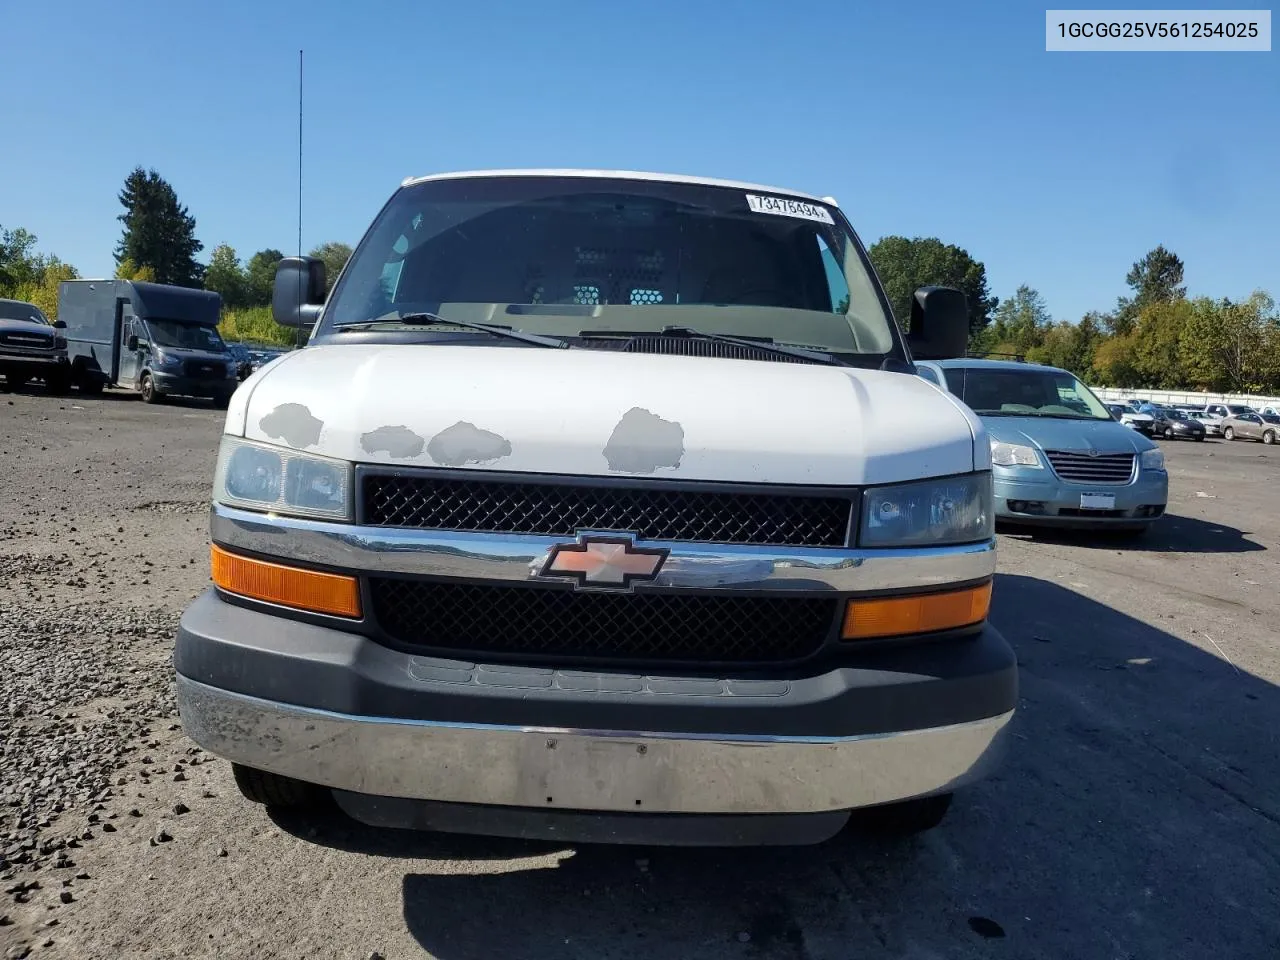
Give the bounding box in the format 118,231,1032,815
520,735,672,810
1079,493,1116,510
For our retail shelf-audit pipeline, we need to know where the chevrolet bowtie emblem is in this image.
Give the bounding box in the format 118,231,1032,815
540,534,668,590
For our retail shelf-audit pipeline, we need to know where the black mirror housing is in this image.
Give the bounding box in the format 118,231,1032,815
127,334,139,352
906,286,970,361
52,319,67,329
272,256,327,329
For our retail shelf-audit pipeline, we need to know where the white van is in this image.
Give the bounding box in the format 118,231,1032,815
174,170,1017,846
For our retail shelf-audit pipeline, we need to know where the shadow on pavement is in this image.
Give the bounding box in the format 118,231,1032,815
998,512,1265,554
273,573,1280,960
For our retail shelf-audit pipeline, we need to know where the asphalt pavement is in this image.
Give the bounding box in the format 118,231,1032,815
2,385,1278,960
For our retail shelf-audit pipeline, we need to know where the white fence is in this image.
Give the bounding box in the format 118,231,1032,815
1092,386,1280,410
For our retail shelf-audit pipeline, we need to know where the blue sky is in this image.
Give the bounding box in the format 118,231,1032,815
2,0,1275,322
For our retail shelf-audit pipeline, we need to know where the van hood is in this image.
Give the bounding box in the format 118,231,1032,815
226,344,983,485
155,345,229,363
982,415,1156,454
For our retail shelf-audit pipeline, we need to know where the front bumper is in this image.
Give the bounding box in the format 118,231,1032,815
0,353,69,375
151,371,235,399
994,468,1168,527
175,590,1016,820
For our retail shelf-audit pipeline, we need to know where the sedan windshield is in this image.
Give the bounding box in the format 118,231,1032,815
945,367,1113,420
320,176,898,358
147,319,226,352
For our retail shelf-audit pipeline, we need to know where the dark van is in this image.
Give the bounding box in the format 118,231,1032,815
59,280,236,405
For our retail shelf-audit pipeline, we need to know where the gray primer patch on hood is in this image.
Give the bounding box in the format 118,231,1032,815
258,403,323,449
604,407,685,474
360,425,426,459
427,421,512,466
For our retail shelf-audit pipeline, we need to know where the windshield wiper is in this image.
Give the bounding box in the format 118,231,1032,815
333,312,567,349
578,326,846,366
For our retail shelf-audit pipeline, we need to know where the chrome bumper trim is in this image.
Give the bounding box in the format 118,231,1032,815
177,676,1013,814
210,503,996,593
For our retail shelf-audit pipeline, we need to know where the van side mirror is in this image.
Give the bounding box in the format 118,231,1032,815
272,256,327,329
127,334,139,351
52,319,67,330
906,286,970,361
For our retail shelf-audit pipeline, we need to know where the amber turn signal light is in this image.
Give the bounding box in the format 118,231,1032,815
210,545,361,618
842,582,991,641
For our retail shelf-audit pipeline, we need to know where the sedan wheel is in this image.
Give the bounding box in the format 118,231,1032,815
1223,427,1235,441
1265,430,1277,445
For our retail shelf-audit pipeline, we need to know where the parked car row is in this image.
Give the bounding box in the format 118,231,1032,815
1107,398,1280,444
0,291,289,401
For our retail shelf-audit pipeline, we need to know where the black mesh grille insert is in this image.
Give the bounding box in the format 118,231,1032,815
369,579,837,664
362,474,853,547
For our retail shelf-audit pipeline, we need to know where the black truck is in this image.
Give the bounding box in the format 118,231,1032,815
59,280,237,405
0,297,72,393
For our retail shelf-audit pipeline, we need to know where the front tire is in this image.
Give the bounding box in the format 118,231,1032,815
1223,426,1235,441
849,793,953,836
232,764,324,809
1265,430,1276,445
140,372,160,404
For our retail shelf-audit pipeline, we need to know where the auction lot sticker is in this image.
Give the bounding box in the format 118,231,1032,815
745,194,835,224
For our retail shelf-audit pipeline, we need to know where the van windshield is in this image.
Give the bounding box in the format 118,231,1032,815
944,367,1113,420
147,319,225,352
320,176,898,357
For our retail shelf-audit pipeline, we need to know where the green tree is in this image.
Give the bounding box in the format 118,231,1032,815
114,167,204,287
11,260,79,322
308,242,353,294
1181,292,1278,393
115,258,156,283
245,248,285,306
867,236,997,338
1024,315,1104,380
1129,299,1192,387
0,225,43,292
204,243,247,308
1093,333,1142,387
983,285,1051,355
1111,245,1185,335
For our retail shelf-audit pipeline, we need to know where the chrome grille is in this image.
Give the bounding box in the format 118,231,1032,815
183,359,225,380
1044,450,1135,484
369,578,837,664
360,472,854,547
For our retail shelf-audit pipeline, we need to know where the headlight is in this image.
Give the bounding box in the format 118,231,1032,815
154,351,181,369
213,436,351,520
990,439,1041,468
860,473,993,547
1140,448,1165,471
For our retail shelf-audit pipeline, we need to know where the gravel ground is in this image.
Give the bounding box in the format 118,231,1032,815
2,384,1279,960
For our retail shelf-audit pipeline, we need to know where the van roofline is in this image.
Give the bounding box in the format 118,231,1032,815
399,169,835,205
924,358,1069,374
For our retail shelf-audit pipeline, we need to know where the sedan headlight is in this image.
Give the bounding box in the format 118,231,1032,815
213,436,351,520
990,439,1041,468
1140,448,1165,472
860,473,993,547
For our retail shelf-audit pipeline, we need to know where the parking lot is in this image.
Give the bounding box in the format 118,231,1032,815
2,386,1279,960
